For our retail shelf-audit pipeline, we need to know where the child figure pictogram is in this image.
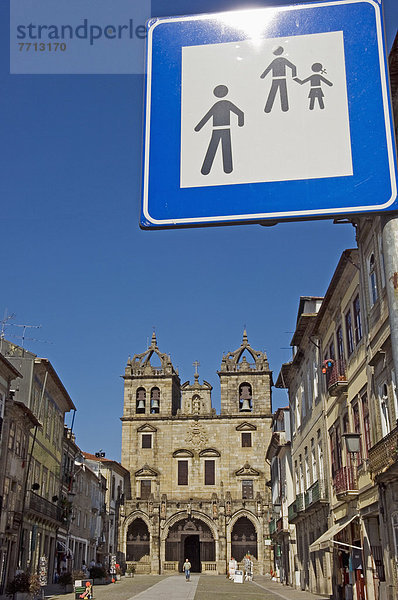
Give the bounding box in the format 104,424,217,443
294,63,333,109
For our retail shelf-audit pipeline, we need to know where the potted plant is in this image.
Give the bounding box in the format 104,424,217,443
58,571,73,593
126,564,135,578
89,565,107,585
6,572,41,600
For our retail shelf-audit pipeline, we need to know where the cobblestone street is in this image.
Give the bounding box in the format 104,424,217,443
44,575,328,600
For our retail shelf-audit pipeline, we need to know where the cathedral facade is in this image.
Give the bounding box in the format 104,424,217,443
119,332,273,575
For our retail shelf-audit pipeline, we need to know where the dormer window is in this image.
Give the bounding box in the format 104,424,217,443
239,383,252,412
136,388,146,414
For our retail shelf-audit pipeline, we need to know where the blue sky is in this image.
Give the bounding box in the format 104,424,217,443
1,0,397,460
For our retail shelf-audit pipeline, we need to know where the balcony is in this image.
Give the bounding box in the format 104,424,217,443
277,516,289,533
304,480,328,512
288,493,304,523
333,466,358,499
368,426,398,477
326,359,347,396
269,518,276,535
27,491,62,523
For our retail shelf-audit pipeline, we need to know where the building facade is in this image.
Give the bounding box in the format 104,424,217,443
1,341,75,584
119,332,273,575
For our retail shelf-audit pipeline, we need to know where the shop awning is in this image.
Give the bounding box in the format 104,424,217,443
309,515,359,552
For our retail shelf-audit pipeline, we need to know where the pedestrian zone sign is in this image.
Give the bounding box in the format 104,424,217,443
140,0,398,229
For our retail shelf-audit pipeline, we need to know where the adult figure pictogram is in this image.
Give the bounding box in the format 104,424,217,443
294,63,333,109
260,46,297,113
194,85,244,175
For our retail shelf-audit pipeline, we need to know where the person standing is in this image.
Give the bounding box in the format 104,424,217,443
260,46,297,113
183,558,191,581
194,85,244,175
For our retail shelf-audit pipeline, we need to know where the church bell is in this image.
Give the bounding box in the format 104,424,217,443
137,399,145,411
240,398,251,412
151,398,159,410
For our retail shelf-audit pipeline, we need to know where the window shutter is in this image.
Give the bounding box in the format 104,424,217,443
178,461,188,485
205,460,215,485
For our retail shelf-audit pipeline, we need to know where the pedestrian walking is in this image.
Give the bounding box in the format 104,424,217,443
183,558,191,581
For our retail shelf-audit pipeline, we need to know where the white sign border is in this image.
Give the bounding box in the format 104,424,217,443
142,0,397,226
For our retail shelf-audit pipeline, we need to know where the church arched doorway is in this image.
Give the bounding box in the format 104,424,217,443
165,518,215,573
231,516,257,561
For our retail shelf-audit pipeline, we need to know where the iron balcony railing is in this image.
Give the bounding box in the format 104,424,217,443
368,425,398,476
27,490,62,523
333,465,358,497
326,359,347,395
288,493,304,523
304,479,328,510
269,518,277,535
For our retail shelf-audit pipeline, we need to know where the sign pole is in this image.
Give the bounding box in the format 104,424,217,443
381,213,398,387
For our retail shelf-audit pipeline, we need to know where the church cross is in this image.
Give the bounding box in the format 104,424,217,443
193,360,200,376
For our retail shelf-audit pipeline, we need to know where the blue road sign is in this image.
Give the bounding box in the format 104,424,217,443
141,0,398,229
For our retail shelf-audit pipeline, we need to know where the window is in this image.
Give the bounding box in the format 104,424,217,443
15,427,22,457
0,393,4,441
311,439,317,484
242,480,253,499
299,455,304,493
379,383,391,437
142,434,152,449
178,461,188,485
294,461,300,495
313,360,319,403
241,432,252,447
330,424,342,478
362,392,371,455
204,460,215,485
378,233,386,288
345,311,354,356
337,325,344,360
140,480,151,499
150,387,160,414
353,295,362,343
317,431,324,484
8,422,15,451
111,476,116,500
368,253,378,307
304,447,310,489
392,371,398,422
136,388,146,414
239,383,252,412
352,403,363,464
42,467,48,499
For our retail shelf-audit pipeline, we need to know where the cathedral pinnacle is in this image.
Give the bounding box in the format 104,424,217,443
151,331,157,348
242,329,248,345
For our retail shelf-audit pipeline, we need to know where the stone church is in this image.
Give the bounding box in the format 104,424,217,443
119,331,273,575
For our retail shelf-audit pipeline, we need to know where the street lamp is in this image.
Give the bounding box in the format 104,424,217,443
342,432,361,491
342,432,361,454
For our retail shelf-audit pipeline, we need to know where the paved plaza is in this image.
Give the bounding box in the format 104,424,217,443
44,575,329,600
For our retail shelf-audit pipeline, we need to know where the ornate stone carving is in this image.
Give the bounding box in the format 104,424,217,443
185,422,208,449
